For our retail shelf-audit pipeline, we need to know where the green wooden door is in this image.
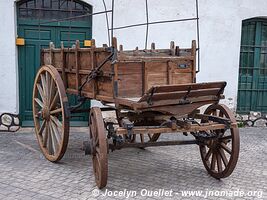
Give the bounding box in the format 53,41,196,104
237,18,267,113
17,0,92,126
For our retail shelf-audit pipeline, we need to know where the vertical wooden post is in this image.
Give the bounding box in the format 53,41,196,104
175,46,180,56
151,42,155,51
91,39,96,98
119,45,123,51
112,37,118,97
112,37,117,49
61,42,67,88
49,42,55,65
170,41,175,56
75,40,81,92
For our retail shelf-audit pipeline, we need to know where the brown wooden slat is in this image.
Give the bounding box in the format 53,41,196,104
115,95,220,111
139,88,222,102
144,81,226,94
115,123,236,135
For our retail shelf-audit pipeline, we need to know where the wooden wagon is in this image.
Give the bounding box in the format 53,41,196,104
32,38,239,188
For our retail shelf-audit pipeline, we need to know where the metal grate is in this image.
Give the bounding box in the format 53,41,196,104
18,0,92,21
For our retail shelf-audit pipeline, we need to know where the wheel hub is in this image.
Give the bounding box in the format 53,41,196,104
207,139,219,149
42,106,50,120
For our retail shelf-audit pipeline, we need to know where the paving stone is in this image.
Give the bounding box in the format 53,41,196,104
0,128,266,199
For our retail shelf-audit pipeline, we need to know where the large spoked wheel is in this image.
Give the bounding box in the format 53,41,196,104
199,104,239,179
89,107,108,189
33,65,70,162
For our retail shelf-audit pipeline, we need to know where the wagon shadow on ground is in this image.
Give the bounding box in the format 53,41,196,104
61,131,236,191
14,129,244,187
11,129,245,191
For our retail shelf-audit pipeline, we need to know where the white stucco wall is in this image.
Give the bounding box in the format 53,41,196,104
0,0,267,115
0,1,17,113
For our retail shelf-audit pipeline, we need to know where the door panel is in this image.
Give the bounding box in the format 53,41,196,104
18,25,91,126
237,19,267,113
57,27,91,47
18,26,54,125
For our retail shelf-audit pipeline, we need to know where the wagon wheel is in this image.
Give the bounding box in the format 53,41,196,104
89,107,108,189
199,104,239,179
33,65,70,162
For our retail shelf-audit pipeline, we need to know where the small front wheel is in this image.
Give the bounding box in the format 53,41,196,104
199,104,240,179
89,107,108,189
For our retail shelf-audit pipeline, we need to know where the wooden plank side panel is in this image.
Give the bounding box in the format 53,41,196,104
117,62,143,98
171,73,192,84
97,77,113,97
80,74,94,94
53,52,63,69
65,52,76,71
43,52,51,65
168,60,193,84
145,62,168,90
95,51,112,70
67,73,76,90
79,51,92,70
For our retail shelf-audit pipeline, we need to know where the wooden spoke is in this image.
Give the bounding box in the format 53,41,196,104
38,120,46,136
220,143,232,154
50,115,62,129
48,77,55,105
50,108,63,115
37,83,45,103
43,125,49,148
49,122,59,154
50,91,59,110
89,107,108,189
199,104,240,179
47,122,52,154
50,90,59,110
211,153,216,171
218,148,228,167
50,121,61,144
34,98,44,108
148,133,152,140
205,147,212,161
40,74,47,103
33,65,69,162
219,135,232,142
216,153,223,173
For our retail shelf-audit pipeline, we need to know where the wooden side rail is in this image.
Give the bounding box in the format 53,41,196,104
115,122,237,136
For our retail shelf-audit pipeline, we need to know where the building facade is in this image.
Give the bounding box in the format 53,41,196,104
0,0,266,126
